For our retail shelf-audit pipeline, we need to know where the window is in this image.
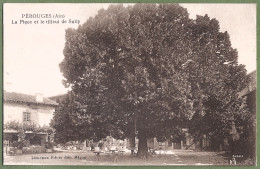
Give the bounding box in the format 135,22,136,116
23,112,31,122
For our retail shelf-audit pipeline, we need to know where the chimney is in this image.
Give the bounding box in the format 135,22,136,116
35,93,44,103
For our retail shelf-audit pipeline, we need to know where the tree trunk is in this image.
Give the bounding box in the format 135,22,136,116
129,134,136,155
128,121,136,155
137,128,148,157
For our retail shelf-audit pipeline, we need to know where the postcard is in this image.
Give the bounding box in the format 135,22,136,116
2,2,257,166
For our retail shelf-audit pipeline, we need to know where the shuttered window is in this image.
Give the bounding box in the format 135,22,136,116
23,112,31,122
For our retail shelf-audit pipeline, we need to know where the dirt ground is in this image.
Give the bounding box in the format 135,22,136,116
3,149,251,166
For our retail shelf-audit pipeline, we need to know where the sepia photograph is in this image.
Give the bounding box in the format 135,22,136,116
3,3,257,166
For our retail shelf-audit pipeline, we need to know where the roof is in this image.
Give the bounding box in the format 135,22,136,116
4,91,58,106
48,94,67,103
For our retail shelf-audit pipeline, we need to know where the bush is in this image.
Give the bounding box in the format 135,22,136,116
12,141,25,150
17,141,26,150
11,141,19,148
22,146,46,154
44,142,53,149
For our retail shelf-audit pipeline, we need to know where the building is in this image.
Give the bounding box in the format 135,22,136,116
171,70,257,151
49,94,67,104
236,70,256,158
3,91,58,146
239,70,256,105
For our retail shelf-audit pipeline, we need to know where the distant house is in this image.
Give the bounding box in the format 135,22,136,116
3,91,58,146
239,70,256,106
49,94,67,104
237,70,256,157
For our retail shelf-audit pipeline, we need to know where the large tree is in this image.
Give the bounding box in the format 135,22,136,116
55,4,248,156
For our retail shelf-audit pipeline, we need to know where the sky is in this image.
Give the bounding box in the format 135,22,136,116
4,3,256,97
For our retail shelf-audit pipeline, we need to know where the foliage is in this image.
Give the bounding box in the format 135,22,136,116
50,94,99,143
44,142,53,149
18,128,26,142
22,146,47,154
55,4,249,155
17,141,26,150
12,141,26,150
11,141,19,148
4,121,54,133
4,121,20,131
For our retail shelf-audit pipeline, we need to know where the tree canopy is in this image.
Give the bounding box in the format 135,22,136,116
53,4,249,156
